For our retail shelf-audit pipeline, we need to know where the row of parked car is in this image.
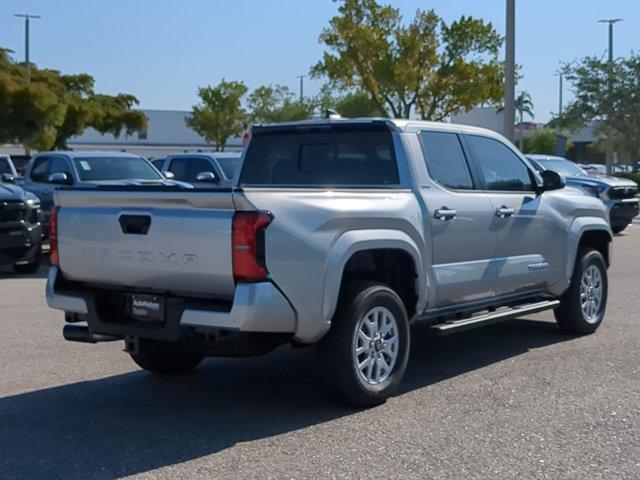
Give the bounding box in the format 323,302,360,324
0,151,241,273
0,149,638,276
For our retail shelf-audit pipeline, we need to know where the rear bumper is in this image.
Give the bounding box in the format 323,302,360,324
46,267,296,340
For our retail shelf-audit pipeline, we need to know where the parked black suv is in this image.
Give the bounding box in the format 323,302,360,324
0,173,43,273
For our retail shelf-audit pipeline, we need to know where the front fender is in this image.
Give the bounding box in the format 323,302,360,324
321,229,426,325
565,217,612,283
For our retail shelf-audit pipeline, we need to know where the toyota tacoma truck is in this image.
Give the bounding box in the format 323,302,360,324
46,119,612,406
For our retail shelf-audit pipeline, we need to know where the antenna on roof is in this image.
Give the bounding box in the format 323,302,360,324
323,109,342,119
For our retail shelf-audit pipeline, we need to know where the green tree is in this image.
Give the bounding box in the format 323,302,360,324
247,84,313,123
311,0,503,120
0,48,147,150
523,128,557,155
556,54,640,164
187,80,248,151
48,73,147,149
0,49,66,149
315,85,385,117
515,91,533,150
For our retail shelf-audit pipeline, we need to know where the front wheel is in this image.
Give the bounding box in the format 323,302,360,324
554,248,608,334
317,284,410,406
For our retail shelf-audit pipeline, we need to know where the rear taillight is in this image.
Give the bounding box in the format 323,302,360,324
49,206,60,266
232,211,272,282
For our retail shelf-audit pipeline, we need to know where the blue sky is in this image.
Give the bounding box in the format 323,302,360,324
1,0,637,122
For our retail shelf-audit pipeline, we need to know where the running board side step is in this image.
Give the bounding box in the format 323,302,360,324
430,300,560,335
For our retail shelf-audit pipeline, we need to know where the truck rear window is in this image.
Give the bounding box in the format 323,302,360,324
239,128,399,186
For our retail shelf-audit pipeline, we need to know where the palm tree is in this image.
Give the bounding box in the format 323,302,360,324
515,91,534,151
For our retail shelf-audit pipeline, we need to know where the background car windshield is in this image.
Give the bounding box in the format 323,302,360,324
73,157,161,181
538,159,585,176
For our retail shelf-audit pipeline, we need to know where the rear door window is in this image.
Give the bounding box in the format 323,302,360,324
419,131,475,190
240,127,399,186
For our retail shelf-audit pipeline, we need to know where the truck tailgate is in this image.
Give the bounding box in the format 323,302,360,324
55,189,236,298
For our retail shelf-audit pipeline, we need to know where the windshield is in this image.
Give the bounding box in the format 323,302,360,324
535,159,585,176
73,156,162,182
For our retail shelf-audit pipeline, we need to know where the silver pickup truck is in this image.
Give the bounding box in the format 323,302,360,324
46,118,612,405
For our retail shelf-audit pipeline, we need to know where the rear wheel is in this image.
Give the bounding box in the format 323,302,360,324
317,284,410,406
130,347,204,375
611,224,627,234
554,248,608,334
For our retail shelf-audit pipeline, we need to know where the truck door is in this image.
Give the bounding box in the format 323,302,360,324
464,134,566,296
416,130,497,308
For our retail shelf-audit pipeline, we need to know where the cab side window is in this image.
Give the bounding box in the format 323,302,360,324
49,157,71,180
189,158,215,182
419,131,475,190
167,158,191,182
30,157,51,183
467,135,534,192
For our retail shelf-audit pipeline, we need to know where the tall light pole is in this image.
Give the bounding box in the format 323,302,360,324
554,70,564,116
597,18,622,174
502,0,516,142
14,13,41,81
598,18,622,63
297,75,306,104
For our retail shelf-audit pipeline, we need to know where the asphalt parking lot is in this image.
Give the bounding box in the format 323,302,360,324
1,221,639,480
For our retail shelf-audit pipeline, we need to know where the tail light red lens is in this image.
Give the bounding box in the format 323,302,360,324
49,206,60,266
232,211,273,282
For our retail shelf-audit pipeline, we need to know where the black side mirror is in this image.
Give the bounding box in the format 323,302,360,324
1,173,16,184
540,170,565,192
195,171,218,183
48,172,72,185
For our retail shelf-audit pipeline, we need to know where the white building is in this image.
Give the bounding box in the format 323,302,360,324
69,109,243,157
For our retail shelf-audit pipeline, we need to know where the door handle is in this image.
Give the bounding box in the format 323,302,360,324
434,207,457,220
495,206,515,218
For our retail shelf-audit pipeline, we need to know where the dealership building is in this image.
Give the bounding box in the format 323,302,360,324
1,109,243,163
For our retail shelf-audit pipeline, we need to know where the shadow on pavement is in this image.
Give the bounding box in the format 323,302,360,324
0,318,572,479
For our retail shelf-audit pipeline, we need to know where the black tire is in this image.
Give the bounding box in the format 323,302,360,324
611,225,627,234
13,247,42,274
130,348,204,375
554,248,608,335
317,284,410,406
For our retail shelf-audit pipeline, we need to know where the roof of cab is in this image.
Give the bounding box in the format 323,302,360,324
166,152,242,159
525,154,568,161
33,151,143,159
251,117,506,139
